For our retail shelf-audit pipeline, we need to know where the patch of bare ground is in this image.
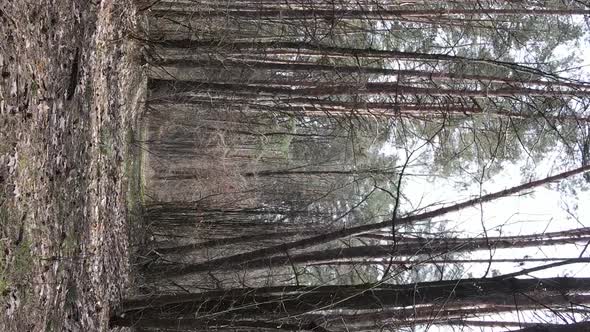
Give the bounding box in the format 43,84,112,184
0,0,146,331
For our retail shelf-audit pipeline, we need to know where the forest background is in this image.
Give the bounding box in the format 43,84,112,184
4,0,590,331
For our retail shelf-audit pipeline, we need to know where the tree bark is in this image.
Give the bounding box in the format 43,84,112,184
112,277,590,328
509,322,590,332
146,165,590,277
151,8,590,19
152,40,574,80
154,57,590,90
150,79,590,98
232,242,590,272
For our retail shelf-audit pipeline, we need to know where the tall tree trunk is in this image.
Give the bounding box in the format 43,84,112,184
149,228,590,272
150,79,590,98
154,57,590,90
509,322,590,332
146,165,590,277
152,40,575,80
150,96,590,124
231,242,590,272
152,8,590,19
307,257,585,266
112,277,590,328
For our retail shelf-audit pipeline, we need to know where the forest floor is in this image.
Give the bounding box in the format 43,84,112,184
0,0,146,331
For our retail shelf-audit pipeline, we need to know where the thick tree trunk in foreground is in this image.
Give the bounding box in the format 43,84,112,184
111,277,590,329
